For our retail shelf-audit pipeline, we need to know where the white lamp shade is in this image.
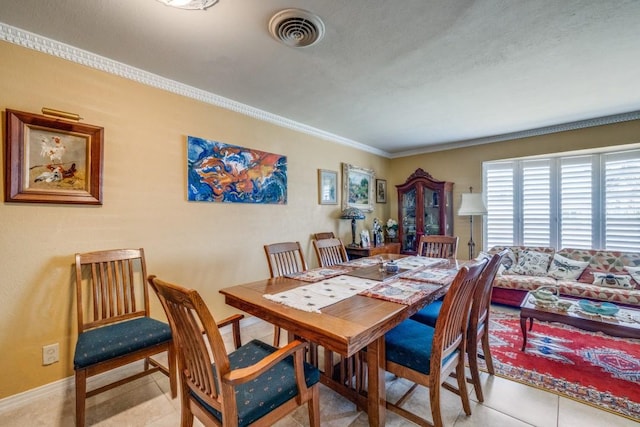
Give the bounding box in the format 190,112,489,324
458,193,487,216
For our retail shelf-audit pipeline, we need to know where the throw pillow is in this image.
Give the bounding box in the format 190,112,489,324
495,248,517,275
592,272,634,289
624,266,640,285
547,253,589,280
578,267,602,284
511,250,552,276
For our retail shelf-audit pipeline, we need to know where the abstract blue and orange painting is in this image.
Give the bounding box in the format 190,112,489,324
187,136,287,204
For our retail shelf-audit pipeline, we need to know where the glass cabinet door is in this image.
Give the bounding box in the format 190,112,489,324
423,187,440,235
400,187,417,252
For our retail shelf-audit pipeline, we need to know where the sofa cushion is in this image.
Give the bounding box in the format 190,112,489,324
592,272,635,289
511,250,552,276
547,253,589,280
556,280,640,306
493,274,558,291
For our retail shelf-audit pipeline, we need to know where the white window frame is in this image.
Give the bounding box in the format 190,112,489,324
482,148,640,251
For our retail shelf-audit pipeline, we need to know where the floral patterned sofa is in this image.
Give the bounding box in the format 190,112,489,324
485,246,640,308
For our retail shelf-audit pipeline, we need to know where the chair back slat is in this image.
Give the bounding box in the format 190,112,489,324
314,232,335,240
75,248,149,332
313,238,348,267
433,259,486,368
417,235,459,258
264,241,308,278
149,276,229,412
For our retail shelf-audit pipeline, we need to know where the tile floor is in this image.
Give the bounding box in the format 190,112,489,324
1,314,637,427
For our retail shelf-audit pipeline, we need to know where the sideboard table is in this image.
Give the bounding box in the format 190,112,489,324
346,242,401,259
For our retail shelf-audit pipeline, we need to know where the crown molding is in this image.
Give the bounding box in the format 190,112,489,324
2,22,638,160
389,110,640,158
0,22,388,158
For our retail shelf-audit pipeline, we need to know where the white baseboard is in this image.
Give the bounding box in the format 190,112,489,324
0,316,264,413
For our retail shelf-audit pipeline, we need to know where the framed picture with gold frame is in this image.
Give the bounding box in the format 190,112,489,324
317,169,338,205
342,162,374,212
376,178,387,203
4,109,104,204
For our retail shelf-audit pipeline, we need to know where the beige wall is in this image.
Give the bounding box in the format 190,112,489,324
0,41,392,398
389,121,640,259
2,39,640,399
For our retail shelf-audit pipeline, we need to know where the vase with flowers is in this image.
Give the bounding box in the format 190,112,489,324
385,218,398,240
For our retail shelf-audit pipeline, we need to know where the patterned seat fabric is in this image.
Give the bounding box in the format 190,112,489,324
193,339,320,427
490,246,640,307
74,317,172,368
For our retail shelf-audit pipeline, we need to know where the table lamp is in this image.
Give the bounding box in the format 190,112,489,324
340,207,365,247
458,187,487,259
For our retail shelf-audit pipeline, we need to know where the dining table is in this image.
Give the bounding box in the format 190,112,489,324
219,253,462,426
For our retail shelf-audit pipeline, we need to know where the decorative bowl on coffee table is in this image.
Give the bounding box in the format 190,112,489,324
578,300,619,316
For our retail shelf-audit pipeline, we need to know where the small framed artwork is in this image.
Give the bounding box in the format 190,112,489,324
342,162,375,212
360,229,371,248
4,109,104,204
376,179,387,203
317,169,338,205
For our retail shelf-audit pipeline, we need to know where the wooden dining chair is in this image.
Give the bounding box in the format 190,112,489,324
417,235,459,259
73,248,176,427
263,241,308,346
310,237,359,388
312,237,348,267
466,250,507,401
411,251,506,402
383,259,487,427
148,275,320,427
313,231,335,240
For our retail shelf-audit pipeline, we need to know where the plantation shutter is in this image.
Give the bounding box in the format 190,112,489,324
560,156,593,249
484,163,514,249
603,151,640,251
522,160,551,246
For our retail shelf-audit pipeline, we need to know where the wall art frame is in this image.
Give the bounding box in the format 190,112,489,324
317,169,338,205
187,136,287,204
4,109,104,205
342,162,375,212
376,178,387,203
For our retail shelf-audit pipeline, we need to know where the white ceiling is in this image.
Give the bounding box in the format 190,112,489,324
1,0,640,157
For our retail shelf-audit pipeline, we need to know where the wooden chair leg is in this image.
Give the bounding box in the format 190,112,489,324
273,325,281,347
308,385,320,427
168,342,177,398
75,370,86,427
467,342,484,402
429,378,444,427
481,330,495,375
456,362,472,416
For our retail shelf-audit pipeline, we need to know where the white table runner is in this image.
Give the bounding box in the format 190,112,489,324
264,275,379,313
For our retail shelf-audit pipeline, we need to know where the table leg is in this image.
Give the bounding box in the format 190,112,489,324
520,316,528,351
366,337,386,427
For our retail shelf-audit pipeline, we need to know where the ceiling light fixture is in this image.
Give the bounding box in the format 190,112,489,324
156,0,219,10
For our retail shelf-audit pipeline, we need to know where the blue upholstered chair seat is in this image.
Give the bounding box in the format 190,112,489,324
385,319,457,375
410,300,443,327
193,339,320,427
74,317,172,369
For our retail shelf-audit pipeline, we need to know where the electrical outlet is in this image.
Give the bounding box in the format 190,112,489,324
42,343,59,365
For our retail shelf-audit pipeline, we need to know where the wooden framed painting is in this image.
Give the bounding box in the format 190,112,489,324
376,178,387,203
318,169,338,205
4,109,104,204
342,162,375,212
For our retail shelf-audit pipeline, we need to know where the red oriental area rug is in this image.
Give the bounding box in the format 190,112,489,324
484,310,640,421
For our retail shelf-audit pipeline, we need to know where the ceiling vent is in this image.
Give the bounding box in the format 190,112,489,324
269,9,325,48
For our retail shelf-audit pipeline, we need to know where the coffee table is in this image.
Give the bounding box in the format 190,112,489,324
519,292,640,351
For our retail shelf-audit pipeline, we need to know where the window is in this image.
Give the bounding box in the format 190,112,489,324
483,149,640,251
